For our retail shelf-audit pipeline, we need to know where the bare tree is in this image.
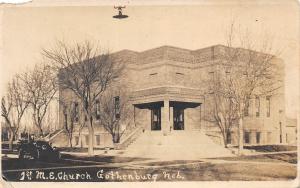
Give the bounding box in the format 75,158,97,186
21,64,57,136
99,87,133,144
60,101,76,148
206,22,282,153
61,99,87,148
1,75,30,150
42,40,122,155
43,102,59,134
205,75,239,148
78,104,89,148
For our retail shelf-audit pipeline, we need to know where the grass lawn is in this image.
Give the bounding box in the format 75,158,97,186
244,145,297,152
212,152,297,164
2,152,297,181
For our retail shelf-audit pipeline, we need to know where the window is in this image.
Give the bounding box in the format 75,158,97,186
74,136,79,146
175,72,185,85
225,67,231,78
244,131,250,144
267,132,272,143
256,132,261,144
151,107,161,131
114,96,120,119
85,135,89,145
266,96,271,117
244,98,250,117
84,101,88,121
175,72,184,80
255,96,260,117
95,100,100,120
2,132,8,141
74,102,79,122
226,132,232,144
64,111,68,127
279,122,282,143
95,135,100,146
208,71,214,81
173,107,184,130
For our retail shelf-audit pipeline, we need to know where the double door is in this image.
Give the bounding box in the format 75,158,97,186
150,106,185,131
173,107,184,130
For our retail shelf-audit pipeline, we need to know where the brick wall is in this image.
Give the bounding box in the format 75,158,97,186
58,45,286,147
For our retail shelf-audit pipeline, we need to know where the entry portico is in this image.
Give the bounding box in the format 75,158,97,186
131,86,204,133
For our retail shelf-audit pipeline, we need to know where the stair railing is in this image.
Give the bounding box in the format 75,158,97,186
114,126,144,150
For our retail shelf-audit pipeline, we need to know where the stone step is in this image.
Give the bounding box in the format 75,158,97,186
123,130,234,159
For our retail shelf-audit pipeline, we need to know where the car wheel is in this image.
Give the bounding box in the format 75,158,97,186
54,152,61,161
18,149,25,160
34,149,40,160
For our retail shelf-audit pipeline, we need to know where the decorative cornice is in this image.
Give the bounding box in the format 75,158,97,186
130,86,205,104
111,44,230,65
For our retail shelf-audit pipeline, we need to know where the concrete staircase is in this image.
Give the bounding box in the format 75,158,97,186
114,127,144,149
122,130,234,159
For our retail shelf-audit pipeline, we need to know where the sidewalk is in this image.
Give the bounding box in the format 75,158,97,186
60,149,124,157
60,148,297,159
2,147,297,163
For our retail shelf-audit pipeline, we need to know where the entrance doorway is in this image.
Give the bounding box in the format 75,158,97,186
173,107,184,130
151,107,161,130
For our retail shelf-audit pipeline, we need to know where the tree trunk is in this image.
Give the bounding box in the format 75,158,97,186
88,118,94,156
238,117,244,155
223,132,228,148
79,130,83,148
38,126,44,137
35,120,44,137
68,137,73,148
113,134,120,143
8,131,14,151
33,113,44,137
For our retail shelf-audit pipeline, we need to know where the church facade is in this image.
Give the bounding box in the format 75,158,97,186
53,45,289,148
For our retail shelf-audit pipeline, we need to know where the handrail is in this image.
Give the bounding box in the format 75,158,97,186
205,132,224,145
115,126,143,149
48,129,64,141
205,133,222,138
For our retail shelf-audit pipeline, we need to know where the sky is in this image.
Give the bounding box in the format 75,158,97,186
0,0,299,118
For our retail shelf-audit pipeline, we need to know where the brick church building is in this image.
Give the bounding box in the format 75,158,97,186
51,45,291,152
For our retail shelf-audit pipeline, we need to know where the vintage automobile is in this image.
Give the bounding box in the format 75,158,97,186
18,140,61,161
